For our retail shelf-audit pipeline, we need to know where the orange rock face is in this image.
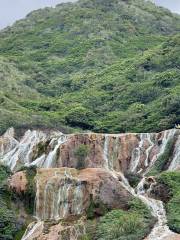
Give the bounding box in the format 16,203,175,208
8,171,28,193
1,128,179,173
1,128,180,240
35,168,132,221
22,218,86,240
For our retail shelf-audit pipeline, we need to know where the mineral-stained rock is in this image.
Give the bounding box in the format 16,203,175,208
35,168,132,221
0,128,180,173
8,170,28,193
0,127,18,156
22,218,86,240
1,128,180,240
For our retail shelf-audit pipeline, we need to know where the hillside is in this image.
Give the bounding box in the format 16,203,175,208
0,0,180,133
0,128,180,239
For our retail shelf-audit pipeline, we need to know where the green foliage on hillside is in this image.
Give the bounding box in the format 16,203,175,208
0,165,34,240
158,171,180,233
84,198,156,240
16,166,37,215
0,0,179,133
75,144,90,169
148,136,176,175
0,165,18,240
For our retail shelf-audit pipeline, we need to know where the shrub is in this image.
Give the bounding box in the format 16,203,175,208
86,195,108,219
74,144,90,169
0,165,24,240
85,198,155,240
15,166,37,214
148,137,176,176
157,171,180,233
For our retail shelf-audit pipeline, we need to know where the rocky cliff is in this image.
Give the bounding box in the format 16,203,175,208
0,128,180,240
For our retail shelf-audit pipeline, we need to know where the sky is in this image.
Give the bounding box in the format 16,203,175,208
0,0,179,30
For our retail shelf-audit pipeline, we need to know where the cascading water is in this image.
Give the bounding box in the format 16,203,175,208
103,134,110,169
129,133,155,173
145,129,177,174
22,221,44,240
130,133,145,173
1,128,179,239
136,178,174,240
0,129,68,170
1,130,48,170
103,129,179,240
0,128,18,156
26,134,68,168
169,133,180,170
36,168,84,221
22,168,85,239
43,134,67,168
144,133,154,167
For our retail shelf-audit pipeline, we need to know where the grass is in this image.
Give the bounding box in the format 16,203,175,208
157,171,180,233
84,198,156,240
148,137,176,176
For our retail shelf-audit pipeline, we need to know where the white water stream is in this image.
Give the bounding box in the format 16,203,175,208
103,130,179,240
22,221,44,240
35,169,84,221
0,128,179,239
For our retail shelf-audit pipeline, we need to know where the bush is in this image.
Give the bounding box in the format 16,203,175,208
86,195,108,219
65,107,93,129
85,198,155,240
148,137,176,176
0,165,24,240
125,172,141,188
157,171,180,233
74,144,90,169
16,166,37,214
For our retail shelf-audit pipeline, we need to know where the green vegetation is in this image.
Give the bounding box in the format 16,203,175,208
125,172,141,188
157,171,180,233
0,165,24,240
15,166,37,214
148,137,176,175
84,198,156,240
74,144,90,169
0,0,179,133
86,195,108,219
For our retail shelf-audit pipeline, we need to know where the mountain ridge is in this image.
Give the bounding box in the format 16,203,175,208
0,0,179,134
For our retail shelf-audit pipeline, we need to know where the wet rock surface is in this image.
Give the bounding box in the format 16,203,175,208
35,168,131,221
1,128,180,240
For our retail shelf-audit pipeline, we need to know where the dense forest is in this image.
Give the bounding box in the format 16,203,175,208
0,0,179,133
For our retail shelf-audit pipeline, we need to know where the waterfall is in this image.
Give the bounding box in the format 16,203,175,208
102,134,176,240
27,134,68,168
1,130,47,170
103,134,110,169
0,127,18,157
22,221,44,240
43,135,67,168
0,129,67,170
1,128,179,239
35,169,84,221
145,133,154,167
130,133,155,173
168,134,180,170
145,129,177,174
136,178,174,240
130,133,144,173
116,173,174,240
72,182,84,215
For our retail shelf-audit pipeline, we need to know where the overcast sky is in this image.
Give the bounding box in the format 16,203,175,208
0,0,179,30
